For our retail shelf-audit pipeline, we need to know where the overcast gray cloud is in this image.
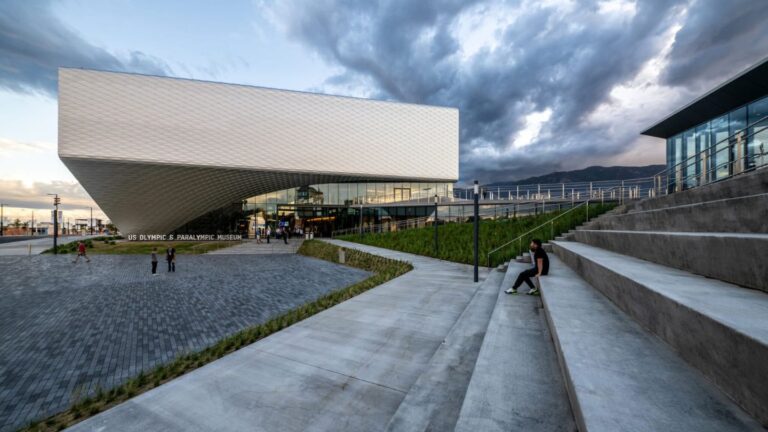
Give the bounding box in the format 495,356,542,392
268,0,768,183
0,0,169,97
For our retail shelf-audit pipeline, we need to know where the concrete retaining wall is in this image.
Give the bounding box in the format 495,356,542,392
592,193,768,233
633,168,768,212
572,230,768,292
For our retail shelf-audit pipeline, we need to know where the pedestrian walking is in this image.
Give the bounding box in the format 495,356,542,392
166,245,176,272
151,247,159,275
266,226,271,243
72,241,90,264
282,227,289,244
505,238,549,295
256,227,263,244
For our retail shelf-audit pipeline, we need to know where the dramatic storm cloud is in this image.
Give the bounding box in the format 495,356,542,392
0,0,169,97
266,0,768,183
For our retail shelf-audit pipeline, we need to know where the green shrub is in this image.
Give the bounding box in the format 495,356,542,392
339,203,615,267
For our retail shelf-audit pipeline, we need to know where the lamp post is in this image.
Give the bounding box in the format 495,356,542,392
473,180,479,282
0,203,4,237
433,194,439,256
90,207,93,235
47,194,60,254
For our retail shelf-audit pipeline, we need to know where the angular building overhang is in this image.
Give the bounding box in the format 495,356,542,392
58,68,459,234
641,56,768,139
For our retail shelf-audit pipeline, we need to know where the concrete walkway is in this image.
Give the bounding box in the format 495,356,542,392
67,240,485,431
207,238,304,254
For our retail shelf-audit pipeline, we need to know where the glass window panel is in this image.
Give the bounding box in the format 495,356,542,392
730,107,748,173
339,183,349,205
683,129,696,188
327,183,339,205
748,96,768,168
365,183,375,204
673,134,683,190
709,115,729,180
695,123,710,183
385,183,394,203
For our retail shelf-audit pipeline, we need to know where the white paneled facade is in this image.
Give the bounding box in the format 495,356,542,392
58,68,458,233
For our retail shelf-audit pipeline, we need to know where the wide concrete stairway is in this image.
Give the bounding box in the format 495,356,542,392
546,168,768,431
384,256,576,432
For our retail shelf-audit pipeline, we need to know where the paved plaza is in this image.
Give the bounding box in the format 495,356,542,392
66,241,482,432
0,253,371,431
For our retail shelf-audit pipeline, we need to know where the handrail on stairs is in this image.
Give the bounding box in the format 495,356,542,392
485,185,621,267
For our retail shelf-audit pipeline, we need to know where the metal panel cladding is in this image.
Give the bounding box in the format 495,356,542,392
59,68,458,181
57,68,458,233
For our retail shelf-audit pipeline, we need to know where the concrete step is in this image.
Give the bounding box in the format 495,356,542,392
553,241,768,426
542,253,763,431
515,254,531,264
629,166,768,213
571,230,768,292
593,192,768,233
454,261,575,431
385,267,505,431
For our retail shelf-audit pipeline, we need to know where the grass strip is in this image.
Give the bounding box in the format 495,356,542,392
339,203,616,267
21,240,411,432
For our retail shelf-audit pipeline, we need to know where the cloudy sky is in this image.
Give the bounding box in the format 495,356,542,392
1,0,766,223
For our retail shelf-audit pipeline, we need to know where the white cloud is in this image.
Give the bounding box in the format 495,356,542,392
0,137,55,155
597,0,637,16
513,108,553,149
0,178,106,223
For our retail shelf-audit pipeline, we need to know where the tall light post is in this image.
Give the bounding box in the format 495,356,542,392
90,207,93,235
0,203,4,237
433,194,439,256
473,180,479,282
47,194,60,254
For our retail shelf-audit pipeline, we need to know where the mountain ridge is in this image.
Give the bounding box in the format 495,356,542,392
486,164,665,186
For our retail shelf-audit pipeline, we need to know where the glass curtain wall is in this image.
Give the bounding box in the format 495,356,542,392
246,181,454,207
666,95,768,190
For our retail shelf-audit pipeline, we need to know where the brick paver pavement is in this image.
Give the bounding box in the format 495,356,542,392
0,254,370,431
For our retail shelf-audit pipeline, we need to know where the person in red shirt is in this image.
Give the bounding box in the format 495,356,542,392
72,241,90,264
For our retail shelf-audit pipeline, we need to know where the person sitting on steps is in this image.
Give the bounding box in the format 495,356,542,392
505,238,549,295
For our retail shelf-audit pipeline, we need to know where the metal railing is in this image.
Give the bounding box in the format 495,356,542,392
485,185,623,267
653,115,768,196
330,181,647,239
330,199,592,238
453,176,657,202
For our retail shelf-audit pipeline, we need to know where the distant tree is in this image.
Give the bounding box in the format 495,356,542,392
13,218,21,228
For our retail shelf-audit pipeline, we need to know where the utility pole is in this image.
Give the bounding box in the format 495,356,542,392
48,194,60,254
433,194,439,256
0,203,4,237
90,207,93,235
473,180,479,282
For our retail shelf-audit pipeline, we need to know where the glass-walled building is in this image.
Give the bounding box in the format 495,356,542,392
643,57,768,191
242,181,454,236
665,95,768,188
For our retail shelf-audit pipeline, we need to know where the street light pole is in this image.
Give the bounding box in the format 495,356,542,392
90,207,93,235
433,194,439,256
0,203,3,237
48,194,60,254
473,180,479,282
